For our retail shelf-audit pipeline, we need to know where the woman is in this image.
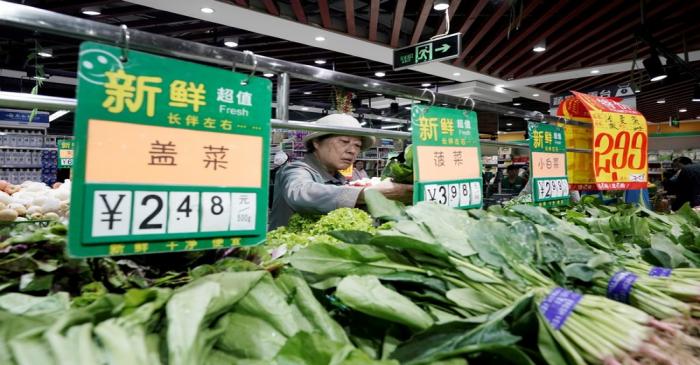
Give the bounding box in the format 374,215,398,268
352,160,369,181
269,114,412,229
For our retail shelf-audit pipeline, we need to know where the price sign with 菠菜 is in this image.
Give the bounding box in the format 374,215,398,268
528,122,569,206
411,105,482,209
57,138,75,168
68,42,271,257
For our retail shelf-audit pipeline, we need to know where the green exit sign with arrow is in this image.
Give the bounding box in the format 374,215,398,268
393,33,462,70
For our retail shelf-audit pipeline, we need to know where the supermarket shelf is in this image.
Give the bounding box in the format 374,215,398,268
0,146,57,150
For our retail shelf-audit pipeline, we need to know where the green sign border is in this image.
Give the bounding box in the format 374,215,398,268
68,42,271,258
57,138,74,168
411,104,483,209
527,122,569,206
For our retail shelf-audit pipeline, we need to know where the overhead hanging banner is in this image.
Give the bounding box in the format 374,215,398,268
68,42,272,257
572,91,648,190
528,122,569,206
411,105,482,209
57,138,74,168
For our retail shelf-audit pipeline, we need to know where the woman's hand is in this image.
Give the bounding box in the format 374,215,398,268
365,180,413,203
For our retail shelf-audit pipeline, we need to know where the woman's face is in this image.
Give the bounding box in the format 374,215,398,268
355,161,365,170
313,135,363,171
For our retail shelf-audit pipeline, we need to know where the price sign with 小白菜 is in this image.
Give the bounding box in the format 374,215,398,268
412,105,482,209
572,91,648,190
68,42,271,258
57,138,74,168
528,122,569,207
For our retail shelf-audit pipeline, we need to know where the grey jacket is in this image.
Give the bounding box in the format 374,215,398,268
269,154,363,230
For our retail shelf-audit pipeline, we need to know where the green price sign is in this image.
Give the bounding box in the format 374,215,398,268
411,105,482,208
527,122,569,206
57,138,74,168
68,42,272,257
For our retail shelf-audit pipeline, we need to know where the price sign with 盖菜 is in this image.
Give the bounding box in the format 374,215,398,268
68,42,271,257
528,122,569,206
411,105,482,209
57,138,74,168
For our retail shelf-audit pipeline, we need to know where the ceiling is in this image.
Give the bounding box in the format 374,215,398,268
1,0,700,135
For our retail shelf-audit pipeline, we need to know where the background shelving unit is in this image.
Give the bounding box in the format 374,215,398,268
0,123,60,184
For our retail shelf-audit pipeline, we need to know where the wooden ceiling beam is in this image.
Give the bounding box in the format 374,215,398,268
453,0,510,65
318,0,332,29
494,0,625,77
410,0,433,44
261,0,280,16
289,0,308,24
454,0,489,40
480,0,582,74
436,0,462,35
390,0,407,48
466,0,542,69
537,2,681,76
513,2,676,78
368,0,380,42
345,0,356,36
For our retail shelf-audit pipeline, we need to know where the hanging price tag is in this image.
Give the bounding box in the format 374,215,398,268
68,42,271,257
411,105,483,209
572,92,648,190
528,122,569,206
57,138,75,168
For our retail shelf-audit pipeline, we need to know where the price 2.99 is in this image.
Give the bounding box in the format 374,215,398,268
593,131,647,180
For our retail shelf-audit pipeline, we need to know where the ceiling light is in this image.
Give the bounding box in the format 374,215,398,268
433,0,449,11
533,40,546,53
590,69,600,74
452,72,461,76
404,106,412,110
37,48,53,58
376,93,383,96
49,110,70,122
679,108,687,113
421,83,431,87
372,82,380,86
532,93,540,97
223,36,239,48
506,123,513,126
363,83,369,87
643,53,667,82
314,36,326,42
656,99,666,104
303,91,312,95
513,102,521,106
692,84,700,102
441,103,448,106
200,7,214,14
507,111,515,114
314,59,326,65
301,107,309,111
81,6,101,16
381,124,403,130
374,71,386,77
360,121,368,126
263,72,274,77
632,82,641,93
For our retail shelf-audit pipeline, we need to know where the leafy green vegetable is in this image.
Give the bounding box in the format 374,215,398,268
336,275,433,330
